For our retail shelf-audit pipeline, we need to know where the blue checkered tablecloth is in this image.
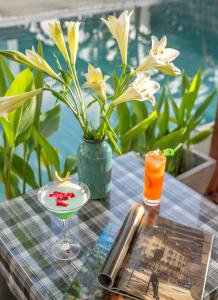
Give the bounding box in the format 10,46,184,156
0,152,217,300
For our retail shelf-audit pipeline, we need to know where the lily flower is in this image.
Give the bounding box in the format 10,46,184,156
0,88,43,116
25,48,62,82
113,72,160,106
0,49,62,82
65,21,80,65
101,10,133,66
83,64,109,100
47,21,70,64
135,35,181,76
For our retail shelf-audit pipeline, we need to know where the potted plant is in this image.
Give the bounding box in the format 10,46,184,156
0,11,181,199
0,50,77,200
115,69,217,194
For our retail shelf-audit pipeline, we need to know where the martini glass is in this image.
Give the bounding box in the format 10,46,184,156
38,179,90,260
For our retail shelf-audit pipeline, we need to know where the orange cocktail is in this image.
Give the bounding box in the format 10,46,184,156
144,150,166,206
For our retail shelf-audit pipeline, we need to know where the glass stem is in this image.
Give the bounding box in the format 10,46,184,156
62,219,69,247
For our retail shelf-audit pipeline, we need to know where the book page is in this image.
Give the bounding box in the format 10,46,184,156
114,207,213,300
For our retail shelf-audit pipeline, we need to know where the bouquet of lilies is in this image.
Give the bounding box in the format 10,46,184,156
0,11,180,153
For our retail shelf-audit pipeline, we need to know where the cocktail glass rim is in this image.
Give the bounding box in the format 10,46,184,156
38,179,90,212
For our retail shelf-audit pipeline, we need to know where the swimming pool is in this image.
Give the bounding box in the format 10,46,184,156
0,0,218,197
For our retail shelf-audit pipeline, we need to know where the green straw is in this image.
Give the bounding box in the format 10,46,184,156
163,143,183,157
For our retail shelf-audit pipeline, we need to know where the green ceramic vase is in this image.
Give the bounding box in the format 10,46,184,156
77,138,112,199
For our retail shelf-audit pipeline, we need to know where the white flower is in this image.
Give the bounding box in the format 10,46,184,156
135,35,181,76
0,88,43,116
65,21,80,65
25,48,62,81
47,21,70,63
83,64,109,99
101,10,133,66
113,72,160,106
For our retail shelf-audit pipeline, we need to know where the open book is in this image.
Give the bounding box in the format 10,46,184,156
98,204,213,300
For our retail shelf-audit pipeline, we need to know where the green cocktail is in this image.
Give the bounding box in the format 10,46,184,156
38,179,90,260
39,181,89,219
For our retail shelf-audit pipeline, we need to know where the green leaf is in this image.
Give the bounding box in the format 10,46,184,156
0,117,14,147
0,58,7,96
60,70,72,85
15,98,37,145
0,56,14,85
154,127,186,149
5,69,34,129
39,105,61,138
181,71,189,96
85,98,98,112
189,129,212,145
49,89,69,105
177,91,188,126
12,153,38,188
0,146,21,198
116,103,131,135
8,173,21,198
112,71,119,89
169,116,177,124
190,89,216,124
157,97,169,137
106,129,122,155
131,101,148,122
33,128,60,172
63,155,77,175
186,69,201,119
157,88,165,111
33,41,44,129
6,68,33,97
168,91,178,119
122,111,157,141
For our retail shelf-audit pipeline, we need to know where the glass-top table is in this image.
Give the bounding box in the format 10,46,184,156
0,152,217,300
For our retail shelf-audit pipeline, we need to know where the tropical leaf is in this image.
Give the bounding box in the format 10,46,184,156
154,127,186,150
33,41,44,129
33,128,60,173
6,68,33,97
189,129,212,145
39,105,61,138
181,71,189,96
15,99,37,145
157,88,165,111
0,117,14,147
186,69,201,119
190,89,216,124
112,71,119,89
12,153,38,188
0,59,7,96
116,103,131,135
122,111,157,141
131,101,148,122
0,56,14,85
157,97,169,137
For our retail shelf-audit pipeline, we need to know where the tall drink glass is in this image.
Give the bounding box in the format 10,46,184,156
144,150,166,206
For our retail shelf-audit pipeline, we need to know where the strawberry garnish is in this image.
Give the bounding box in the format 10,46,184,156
49,190,75,206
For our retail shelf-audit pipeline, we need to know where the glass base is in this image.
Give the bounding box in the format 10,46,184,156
51,239,81,260
144,197,160,206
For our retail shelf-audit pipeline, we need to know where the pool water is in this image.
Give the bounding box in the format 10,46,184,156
0,0,218,198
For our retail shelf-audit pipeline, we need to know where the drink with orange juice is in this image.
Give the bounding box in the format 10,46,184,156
144,149,166,206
